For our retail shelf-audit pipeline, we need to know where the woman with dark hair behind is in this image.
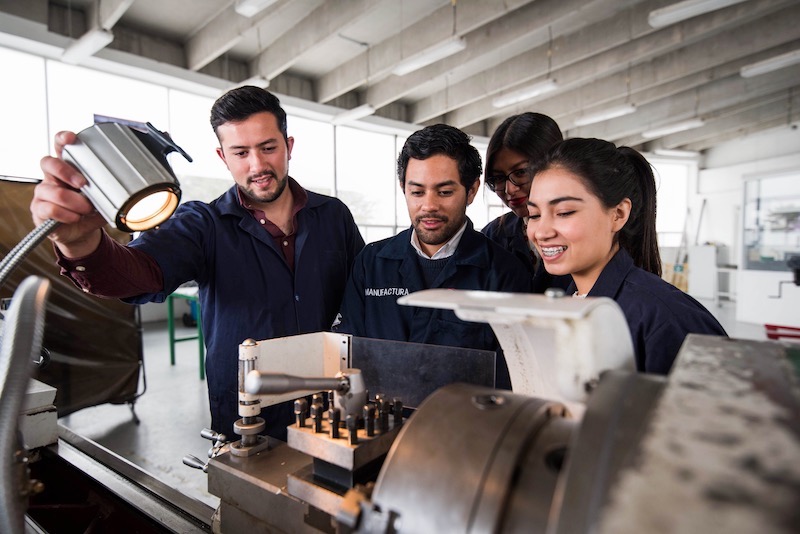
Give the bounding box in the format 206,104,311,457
525,138,726,374
482,112,570,292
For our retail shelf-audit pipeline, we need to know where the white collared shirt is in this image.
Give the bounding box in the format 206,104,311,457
410,221,468,260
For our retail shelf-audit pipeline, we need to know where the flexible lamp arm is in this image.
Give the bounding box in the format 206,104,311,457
0,220,61,291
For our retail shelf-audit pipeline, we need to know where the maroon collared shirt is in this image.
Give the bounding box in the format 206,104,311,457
237,178,308,272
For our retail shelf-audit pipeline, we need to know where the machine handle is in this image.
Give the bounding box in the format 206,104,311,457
182,455,207,472
200,428,225,442
245,370,348,395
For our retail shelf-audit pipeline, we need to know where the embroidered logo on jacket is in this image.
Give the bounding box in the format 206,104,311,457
364,287,410,297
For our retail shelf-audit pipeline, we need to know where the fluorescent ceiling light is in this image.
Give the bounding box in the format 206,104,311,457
653,148,700,158
61,28,114,64
740,49,800,78
642,118,705,138
234,0,279,18
332,104,376,125
392,37,467,77
237,75,270,89
492,79,559,108
648,0,748,28
573,104,636,127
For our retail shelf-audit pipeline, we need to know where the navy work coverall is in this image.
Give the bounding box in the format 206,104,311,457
573,248,727,375
125,182,364,439
335,221,532,388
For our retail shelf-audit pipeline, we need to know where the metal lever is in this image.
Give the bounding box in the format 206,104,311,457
183,427,227,470
182,454,208,472
200,428,226,443
245,371,349,395
246,369,367,420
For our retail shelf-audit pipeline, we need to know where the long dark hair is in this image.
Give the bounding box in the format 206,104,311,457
484,112,563,186
531,138,662,276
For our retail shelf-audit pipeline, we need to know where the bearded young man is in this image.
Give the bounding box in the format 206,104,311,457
32,86,365,440
334,124,531,389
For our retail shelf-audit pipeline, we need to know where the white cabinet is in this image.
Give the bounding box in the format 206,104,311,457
688,245,736,305
688,245,718,300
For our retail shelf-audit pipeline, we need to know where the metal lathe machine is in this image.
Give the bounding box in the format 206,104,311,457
4,282,800,533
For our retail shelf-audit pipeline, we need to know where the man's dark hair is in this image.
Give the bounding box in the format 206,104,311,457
209,85,288,141
397,123,482,191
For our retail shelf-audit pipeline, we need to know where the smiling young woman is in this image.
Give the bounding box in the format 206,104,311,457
526,138,727,375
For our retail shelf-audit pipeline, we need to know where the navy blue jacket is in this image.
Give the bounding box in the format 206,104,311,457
124,182,364,439
335,221,532,388
574,248,727,375
482,214,572,293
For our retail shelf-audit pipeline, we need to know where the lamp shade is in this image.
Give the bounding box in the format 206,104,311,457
62,123,182,232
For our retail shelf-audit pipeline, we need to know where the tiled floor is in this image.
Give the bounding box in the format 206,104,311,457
57,298,769,513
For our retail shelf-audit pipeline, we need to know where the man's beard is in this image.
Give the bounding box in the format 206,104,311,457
241,171,289,204
412,212,466,249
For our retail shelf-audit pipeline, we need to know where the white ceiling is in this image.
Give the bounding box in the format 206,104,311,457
1,0,798,153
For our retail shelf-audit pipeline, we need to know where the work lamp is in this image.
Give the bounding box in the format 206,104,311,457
63,122,185,232
0,120,190,289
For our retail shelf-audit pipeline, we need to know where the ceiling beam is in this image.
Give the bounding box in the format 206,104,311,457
185,0,319,72
639,91,793,149
446,0,796,129
569,65,800,144
418,0,771,125
413,0,664,125
252,0,383,83
561,39,800,134
314,0,537,105
96,0,135,29
364,0,644,113
680,91,800,151
185,6,259,71
633,61,800,149
549,35,800,138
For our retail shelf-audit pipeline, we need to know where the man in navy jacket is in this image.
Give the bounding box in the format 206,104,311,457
32,87,365,440
335,124,531,389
